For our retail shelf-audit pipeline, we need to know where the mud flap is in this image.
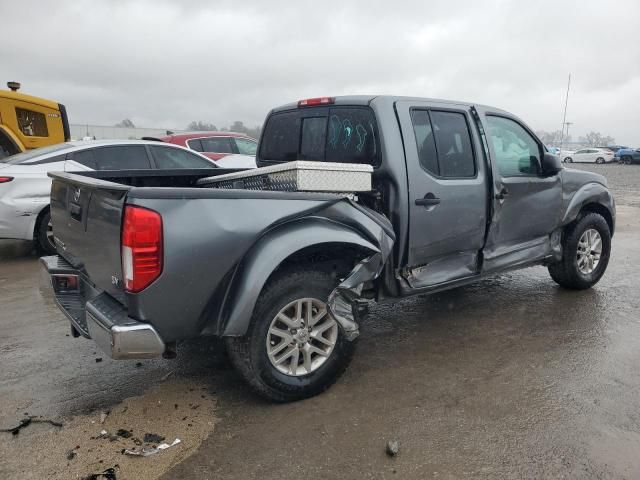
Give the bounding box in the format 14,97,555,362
327,228,394,341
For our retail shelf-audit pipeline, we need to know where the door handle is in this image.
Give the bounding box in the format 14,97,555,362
415,194,441,207
495,186,509,201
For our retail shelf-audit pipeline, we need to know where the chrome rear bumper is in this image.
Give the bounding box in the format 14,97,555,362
40,255,166,359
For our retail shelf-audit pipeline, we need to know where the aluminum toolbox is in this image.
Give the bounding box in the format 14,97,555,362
196,161,373,192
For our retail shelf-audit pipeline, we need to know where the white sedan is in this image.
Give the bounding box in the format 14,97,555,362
562,148,615,164
0,140,223,254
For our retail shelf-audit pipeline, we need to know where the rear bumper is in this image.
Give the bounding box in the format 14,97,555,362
40,255,166,359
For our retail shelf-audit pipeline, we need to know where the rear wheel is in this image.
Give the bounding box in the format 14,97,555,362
225,267,356,402
564,157,573,163
36,209,56,255
595,157,605,164
548,212,611,290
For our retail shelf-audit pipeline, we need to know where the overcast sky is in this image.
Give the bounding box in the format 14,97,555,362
2,0,639,144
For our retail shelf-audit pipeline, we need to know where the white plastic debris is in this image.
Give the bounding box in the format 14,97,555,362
123,438,181,457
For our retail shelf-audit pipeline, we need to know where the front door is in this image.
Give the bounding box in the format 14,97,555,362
479,111,563,272
396,101,488,288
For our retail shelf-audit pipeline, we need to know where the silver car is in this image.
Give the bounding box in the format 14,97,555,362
0,139,219,254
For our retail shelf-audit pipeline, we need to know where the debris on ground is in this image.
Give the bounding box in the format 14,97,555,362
1,381,215,479
0,416,63,435
67,449,77,460
82,467,118,480
160,371,174,382
100,411,109,424
123,438,181,457
143,433,165,443
95,358,103,363
116,429,132,439
386,439,400,457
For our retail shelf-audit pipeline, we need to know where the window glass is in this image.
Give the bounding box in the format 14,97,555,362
187,139,203,152
151,146,215,169
300,117,326,161
199,137,233,153
16,108,49,137
91,146,151,170
430,111,475,177
234,138,258,156
260,111,301,162
410,110,439,175
486,116,540,177
72,149,97,169
259,107,380,165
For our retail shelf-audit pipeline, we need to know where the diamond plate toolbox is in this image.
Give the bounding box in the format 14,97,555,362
196,161,373,192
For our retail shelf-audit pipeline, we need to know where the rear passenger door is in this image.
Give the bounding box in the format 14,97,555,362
396,101,488,288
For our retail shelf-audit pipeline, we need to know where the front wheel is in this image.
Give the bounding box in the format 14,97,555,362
36,209,56,255
226,267,356,402
564,157,573,163
548,212,611,290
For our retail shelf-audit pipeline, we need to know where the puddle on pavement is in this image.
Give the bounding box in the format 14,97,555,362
0,380,217,480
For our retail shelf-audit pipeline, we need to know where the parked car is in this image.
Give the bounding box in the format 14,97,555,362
43,95,614,402
0,140,219,254
546,146,561,156
562,148,615,164
617,148,640,164
147,132,258,165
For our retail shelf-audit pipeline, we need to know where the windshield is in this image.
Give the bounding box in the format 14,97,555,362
0,143,71,164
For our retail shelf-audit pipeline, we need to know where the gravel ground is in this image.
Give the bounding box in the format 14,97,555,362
568,163,640,207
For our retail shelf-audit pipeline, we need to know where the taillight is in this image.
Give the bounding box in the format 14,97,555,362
298,97,335,107
0,176,14,183
121,205,163,293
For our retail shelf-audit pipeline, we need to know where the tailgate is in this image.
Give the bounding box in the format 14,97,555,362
49,172,130,301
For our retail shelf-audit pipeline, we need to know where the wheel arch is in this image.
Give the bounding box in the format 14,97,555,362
217,218,379,337
32,203,51,240
561,183,615,236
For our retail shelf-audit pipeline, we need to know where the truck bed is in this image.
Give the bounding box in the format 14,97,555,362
47,169,393,343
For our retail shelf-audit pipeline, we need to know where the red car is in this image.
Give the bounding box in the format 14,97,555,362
149,132,258,161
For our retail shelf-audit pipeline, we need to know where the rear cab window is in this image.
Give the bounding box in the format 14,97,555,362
259,106,380,166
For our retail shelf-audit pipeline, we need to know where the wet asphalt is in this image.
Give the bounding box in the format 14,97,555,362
1,163,640,479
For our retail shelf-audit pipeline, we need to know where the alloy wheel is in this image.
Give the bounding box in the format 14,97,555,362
266,297,338,376
576,228,602,274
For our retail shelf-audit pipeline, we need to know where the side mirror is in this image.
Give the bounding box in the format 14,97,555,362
541,152,563,176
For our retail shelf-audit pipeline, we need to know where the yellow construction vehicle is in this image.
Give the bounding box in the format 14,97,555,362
0,81,70,158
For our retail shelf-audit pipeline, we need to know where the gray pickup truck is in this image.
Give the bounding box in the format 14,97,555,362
43,95,615,402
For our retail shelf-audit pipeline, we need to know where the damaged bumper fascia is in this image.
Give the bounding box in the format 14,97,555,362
327,203,395,341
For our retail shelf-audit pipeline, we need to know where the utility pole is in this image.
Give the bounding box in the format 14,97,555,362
559,74,571,151
564,121,573,147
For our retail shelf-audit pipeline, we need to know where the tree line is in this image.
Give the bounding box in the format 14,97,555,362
115,119,261,140
535,129,616,147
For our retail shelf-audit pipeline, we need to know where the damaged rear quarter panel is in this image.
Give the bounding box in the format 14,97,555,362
126,191,394,342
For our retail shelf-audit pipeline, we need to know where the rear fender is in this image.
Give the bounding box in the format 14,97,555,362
219,217,379,337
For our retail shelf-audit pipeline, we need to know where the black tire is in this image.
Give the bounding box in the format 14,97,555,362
564,157,572,163
595,157,605,164
548,212,611,290
36,209,56,255
225,267,356,402
623,156,632,165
